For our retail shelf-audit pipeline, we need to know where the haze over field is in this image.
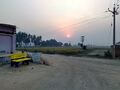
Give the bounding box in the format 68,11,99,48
0,0,120,45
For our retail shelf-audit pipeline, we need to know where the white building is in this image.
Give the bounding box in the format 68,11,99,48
0,23,16,54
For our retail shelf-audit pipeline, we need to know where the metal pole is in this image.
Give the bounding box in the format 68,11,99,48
113,6,116,58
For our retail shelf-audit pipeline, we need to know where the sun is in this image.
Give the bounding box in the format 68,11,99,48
66,34,71,38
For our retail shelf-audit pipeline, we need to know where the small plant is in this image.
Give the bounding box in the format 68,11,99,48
104,50,112,58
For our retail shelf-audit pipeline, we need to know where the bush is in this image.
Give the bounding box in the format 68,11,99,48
104,50,112,57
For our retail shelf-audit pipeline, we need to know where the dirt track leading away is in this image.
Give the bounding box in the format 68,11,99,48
0,54,120,90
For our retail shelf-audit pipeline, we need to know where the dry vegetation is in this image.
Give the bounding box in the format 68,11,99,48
17,47,81,55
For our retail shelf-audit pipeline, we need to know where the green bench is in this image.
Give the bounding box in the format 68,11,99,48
10,52,32,67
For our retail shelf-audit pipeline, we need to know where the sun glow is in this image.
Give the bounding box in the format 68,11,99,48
66,34,71,38
50,0,95,39
34,0,95,39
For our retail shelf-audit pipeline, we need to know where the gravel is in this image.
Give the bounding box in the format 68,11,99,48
0,54,120,90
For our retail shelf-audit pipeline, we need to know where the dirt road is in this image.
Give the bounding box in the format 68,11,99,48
0,54,120,90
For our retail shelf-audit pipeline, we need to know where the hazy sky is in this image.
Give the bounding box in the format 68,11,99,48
0,0,120,46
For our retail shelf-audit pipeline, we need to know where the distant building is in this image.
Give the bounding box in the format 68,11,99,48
0,23,16,54
20,38,35,47
116,42,120,45
111,42,120,57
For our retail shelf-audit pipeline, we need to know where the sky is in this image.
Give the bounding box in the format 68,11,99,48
0,0,120,46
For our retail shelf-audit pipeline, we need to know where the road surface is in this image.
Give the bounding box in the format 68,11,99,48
0,54,120,90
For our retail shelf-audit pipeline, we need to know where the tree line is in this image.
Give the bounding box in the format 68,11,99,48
16,32,72,47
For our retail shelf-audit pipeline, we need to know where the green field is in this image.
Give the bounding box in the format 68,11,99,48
17,47,82,55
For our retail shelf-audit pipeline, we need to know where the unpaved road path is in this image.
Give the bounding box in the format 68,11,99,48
0,54,120,90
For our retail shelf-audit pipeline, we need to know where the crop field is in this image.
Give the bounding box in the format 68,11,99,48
17,47,81,55
17,47,109,58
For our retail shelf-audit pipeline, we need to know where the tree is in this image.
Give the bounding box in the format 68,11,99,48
78,42,83,47
16,31,42,47
64,43,69,47
34,36,42,46
40,39,63,47
16,31,63,47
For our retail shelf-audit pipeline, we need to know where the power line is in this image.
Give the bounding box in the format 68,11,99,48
52,12,109,31
48,15,110,34
17,13,111,36
45,13,109,32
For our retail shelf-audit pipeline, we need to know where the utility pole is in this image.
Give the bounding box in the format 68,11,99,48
107,4,119,58
81,36,85,45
